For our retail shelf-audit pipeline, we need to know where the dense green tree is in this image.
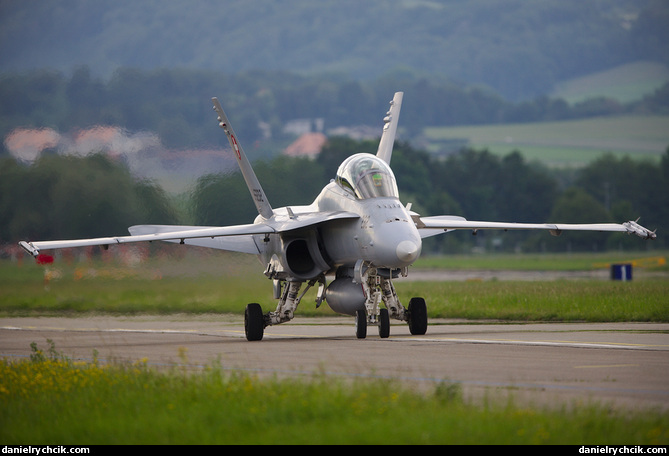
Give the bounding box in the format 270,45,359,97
3,137,667,253
3,67,669,159
541,187,613,252
191,156,325,226
316,137,376,179
0,154,179,243
575,153,666,236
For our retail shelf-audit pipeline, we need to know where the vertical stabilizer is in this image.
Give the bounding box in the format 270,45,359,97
212,97,273,220
376,92,403,164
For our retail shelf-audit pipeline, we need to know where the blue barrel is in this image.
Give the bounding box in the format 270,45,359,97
610,264,632,281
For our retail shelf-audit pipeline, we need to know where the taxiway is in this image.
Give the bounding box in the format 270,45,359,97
2,315,668,409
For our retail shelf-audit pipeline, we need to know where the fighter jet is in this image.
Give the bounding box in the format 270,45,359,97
19,92,657,341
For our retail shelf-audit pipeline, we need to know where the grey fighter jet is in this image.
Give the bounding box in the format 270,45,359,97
20,93,657,340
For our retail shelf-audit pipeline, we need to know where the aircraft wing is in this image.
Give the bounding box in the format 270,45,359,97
18,211,360,257
269,210,359,232
416,216,657,240
18,223,275,257
127,225,262,254
129,211,359,253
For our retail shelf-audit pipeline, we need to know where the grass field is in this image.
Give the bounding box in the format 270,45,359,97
2,249,668,321
2,355,668,445
423,115,669,167
550,61,669,104
413,250,669,271
2,250,668,444
423,62,669,166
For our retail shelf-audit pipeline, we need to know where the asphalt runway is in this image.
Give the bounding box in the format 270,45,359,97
2,315,668,410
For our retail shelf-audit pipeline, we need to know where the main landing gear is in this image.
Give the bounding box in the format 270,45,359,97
244,279,312,341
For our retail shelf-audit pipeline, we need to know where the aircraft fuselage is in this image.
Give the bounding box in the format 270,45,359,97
316,181,421,270
254,179,421,282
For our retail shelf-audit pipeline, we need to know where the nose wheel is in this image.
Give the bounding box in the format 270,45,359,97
355,308,390,339
354,263,428,339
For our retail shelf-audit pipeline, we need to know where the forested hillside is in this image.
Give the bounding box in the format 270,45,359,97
1,0,667,100
2,0,668,253
3,143,667,252
1,68,668,252
2,68,667,156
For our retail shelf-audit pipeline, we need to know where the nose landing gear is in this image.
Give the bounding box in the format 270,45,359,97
355,264,428,339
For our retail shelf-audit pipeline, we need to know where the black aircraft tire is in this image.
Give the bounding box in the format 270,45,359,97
408,297,428,335
245,303,264,341
355,310,367,339
378,308,390,338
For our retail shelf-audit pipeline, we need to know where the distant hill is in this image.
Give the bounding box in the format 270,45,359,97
1,0,668,100
552,61,669,104
423,115,669,167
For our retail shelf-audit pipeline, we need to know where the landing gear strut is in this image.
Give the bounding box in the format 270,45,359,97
355,262,428,339
244,267,427,341
244,278,324,341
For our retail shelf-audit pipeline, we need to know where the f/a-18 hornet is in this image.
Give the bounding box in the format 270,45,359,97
20,92,657,340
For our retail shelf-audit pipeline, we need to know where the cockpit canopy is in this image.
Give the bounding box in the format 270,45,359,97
335,153,399,199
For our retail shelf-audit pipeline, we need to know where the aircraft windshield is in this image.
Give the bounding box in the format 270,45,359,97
335,154,399,199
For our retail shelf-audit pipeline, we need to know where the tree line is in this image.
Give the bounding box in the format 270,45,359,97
3,141,666,254
192,139,669,253
2,68,668,154
0,154,179,243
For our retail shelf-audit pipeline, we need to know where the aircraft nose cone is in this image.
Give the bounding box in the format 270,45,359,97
396,240,420,264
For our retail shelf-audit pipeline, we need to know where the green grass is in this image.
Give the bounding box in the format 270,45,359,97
2,251,669,444
413,251,669,271
423,115,669,167
2,251,668,322
2,356,668,445
551,61,669,104
0,252,272,316
397,280,669,322
407,251,669,322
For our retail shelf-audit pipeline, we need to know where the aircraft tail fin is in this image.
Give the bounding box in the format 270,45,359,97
212,97,273,220
376,91,403,164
